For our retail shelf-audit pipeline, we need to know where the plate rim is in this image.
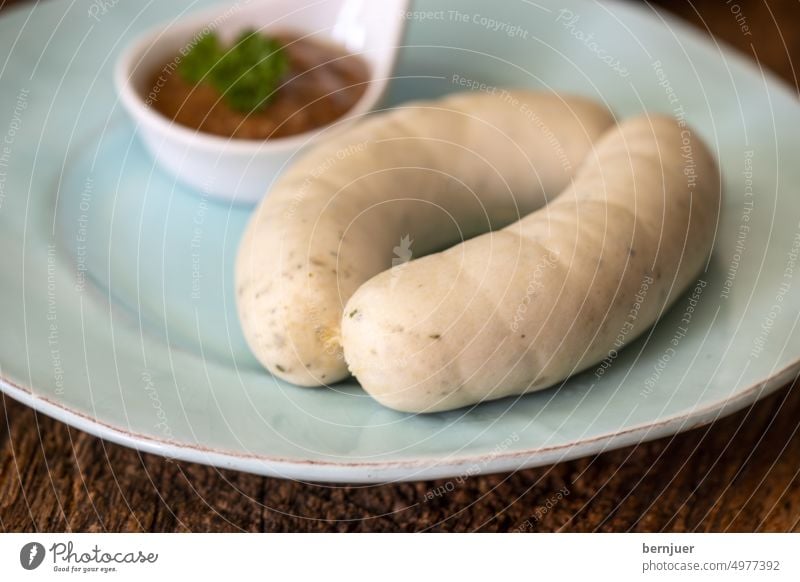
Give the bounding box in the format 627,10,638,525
2,358,798,483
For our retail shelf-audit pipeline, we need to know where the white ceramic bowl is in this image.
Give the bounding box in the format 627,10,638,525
114,0,408,204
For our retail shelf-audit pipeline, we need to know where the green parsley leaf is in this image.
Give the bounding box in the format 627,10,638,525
178,33,222,84
178,29,288,113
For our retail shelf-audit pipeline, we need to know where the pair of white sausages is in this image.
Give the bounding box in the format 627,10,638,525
236,90,719,412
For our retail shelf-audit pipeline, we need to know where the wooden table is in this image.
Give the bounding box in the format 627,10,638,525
1,0,799,532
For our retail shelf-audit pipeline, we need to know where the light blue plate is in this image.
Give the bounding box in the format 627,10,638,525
1,0,798,482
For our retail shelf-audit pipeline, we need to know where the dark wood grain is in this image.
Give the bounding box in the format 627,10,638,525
1,0,800,532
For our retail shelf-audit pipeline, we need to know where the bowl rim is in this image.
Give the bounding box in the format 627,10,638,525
113,0,408,155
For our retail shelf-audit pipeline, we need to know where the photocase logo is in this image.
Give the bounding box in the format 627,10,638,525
390,234,414,288
20,542,45,570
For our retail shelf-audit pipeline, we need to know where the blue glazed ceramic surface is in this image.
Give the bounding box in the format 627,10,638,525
0,0,798,482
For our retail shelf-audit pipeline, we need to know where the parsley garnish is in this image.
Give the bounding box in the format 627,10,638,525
178,29,288,113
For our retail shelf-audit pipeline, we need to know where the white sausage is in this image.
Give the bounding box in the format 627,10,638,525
236,91,615,385
341,115,720,412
